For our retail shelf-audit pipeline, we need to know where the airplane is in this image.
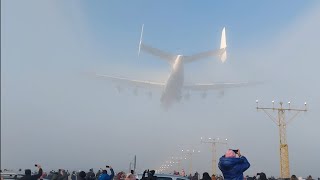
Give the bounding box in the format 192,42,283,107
96,25,252,108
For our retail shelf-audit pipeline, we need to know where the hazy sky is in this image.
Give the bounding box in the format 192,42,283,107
1,0,320,178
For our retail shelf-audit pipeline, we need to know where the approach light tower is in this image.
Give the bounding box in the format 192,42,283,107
201,137,228,176
256,100,307,179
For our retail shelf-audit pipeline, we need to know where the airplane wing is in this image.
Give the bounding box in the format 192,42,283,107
140,43,177,63
96,74,165,89
183,82,254,91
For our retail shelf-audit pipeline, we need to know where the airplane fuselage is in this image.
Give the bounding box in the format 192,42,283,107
160,55,184,107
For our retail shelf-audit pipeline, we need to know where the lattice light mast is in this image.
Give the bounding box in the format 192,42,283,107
181,149,200,174
256,100,307,179
201,137,228,176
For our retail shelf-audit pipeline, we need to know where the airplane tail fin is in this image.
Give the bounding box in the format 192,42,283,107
138,24,144,56
220,27,227,63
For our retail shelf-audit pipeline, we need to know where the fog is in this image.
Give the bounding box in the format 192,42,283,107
1,0,320,178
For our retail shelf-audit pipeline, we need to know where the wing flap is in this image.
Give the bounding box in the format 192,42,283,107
183,82,252,91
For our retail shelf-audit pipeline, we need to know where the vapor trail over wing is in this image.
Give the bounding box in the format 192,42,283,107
183,82,257,91
96,74,165,89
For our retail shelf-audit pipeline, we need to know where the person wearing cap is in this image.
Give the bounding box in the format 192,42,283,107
19,164,43,180
218,149,250,180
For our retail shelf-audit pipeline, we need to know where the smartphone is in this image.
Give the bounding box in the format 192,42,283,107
106,166,110,168
34,164,38,167
232,149,238,154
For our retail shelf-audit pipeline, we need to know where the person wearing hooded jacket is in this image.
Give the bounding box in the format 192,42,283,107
218,149,250,180
19,164,43,180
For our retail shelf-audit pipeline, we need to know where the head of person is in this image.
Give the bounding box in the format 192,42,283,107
25,169,32,176
149,170,156,176
79,171,86,178
202,172,210,179
211,174,216,180
102,170,107,174
291,175,298,180
125,174,136,180
225,149,236,158
258,173,267,180
149,170,155,176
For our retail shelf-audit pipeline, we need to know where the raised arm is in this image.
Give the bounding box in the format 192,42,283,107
32,165,43,179
109,167,115,179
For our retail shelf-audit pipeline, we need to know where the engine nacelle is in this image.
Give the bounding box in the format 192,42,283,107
184,92,190,100
116,85,123,93
218,90,225,98
201,92,207,99
133,88,138,96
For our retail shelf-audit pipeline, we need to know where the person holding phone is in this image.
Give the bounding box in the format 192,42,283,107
19,164,43,180
98,166,114,180
218,149,250,180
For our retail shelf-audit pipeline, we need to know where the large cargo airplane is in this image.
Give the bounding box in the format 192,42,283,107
96,25,250,108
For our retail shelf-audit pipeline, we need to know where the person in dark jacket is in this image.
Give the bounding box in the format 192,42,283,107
86,169,96,180
98,167,114,180
218,149,250,180
51,171,59,180
201,172,211,180
78,171,87,180
141,170,156,180
58,170,68,180
257,173,267,180
96,170,101,180
71,171,77,180
192,172,199,180
290,175,298,180
20,164,43,180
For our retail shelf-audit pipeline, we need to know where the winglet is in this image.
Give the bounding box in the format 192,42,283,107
220,27,227,63
138,24,144,57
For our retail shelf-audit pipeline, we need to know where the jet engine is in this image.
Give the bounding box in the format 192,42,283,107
184,92,190,100
201,92,207,99
133,88,138,96
115,85,123,93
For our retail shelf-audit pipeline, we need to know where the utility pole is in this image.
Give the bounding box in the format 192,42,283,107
201,137,228,176
256,100,307,179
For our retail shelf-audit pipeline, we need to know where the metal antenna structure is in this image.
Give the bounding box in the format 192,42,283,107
201,137,228,176
256,100,307,179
